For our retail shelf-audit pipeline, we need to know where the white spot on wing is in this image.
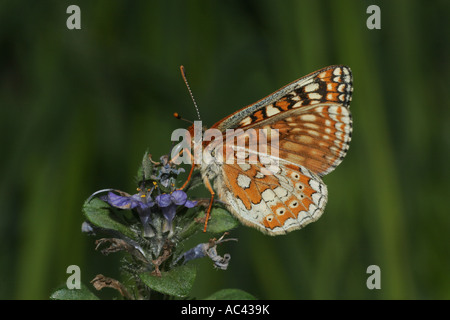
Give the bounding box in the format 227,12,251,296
261,189,276,204
297,211,311,224
312,192,322,205
303,122,319,130
292,101,303,108
308,93,322,100
237,174,251,189
274,187,289,201
240,116,252,126
315,106,325,113
266,105,281,117
309,179,321,192
333,68,342,76
304,83,319,93
238,163,251,171
255,172,265,179
300,114,317,122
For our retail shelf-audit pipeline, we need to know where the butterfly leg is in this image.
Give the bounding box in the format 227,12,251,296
202,178,215,233
179,162,195,190
173,150,213,232
173,146,195,190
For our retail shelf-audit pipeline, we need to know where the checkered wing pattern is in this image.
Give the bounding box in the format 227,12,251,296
202,65,353,235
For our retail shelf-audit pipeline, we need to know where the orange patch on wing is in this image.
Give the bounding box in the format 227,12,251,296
223,167,253,210
276,99,291,111
255,174,280,187
326,92,341,102
299,175,315,198
271,203,293,226
247,181,270,204
318,69,334,79
285,195,303,218
253,110,265,121
301,196,313,210
320,108,330,118
224,164,280,210
271,110,345,175
263,214,282,230
284,163,300,172
327,82,338,91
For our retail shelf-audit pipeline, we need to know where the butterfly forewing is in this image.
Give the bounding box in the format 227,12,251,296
212,65,352,131
265,104,352,176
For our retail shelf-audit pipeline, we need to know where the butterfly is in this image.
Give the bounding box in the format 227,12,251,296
180,65,353,236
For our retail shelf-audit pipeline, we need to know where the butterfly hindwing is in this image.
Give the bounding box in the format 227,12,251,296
213,160,328,235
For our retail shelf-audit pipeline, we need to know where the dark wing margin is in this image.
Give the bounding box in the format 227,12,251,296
211,65,353,132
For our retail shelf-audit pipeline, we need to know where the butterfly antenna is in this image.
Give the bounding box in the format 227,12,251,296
173,112,193,124
180,65,201,121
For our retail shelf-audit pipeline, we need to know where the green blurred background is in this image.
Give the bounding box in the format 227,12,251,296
0,0,449,300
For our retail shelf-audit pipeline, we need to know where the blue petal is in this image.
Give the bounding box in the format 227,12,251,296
171,190,187,205
105,192,137,209
128,194,155,211
138,201,155,210
161,204,177,223
184,200,197,208
181,243,206,263
131,194,155,209
156,193,172,207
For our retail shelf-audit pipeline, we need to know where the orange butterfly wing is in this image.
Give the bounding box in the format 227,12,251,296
202,65,353,235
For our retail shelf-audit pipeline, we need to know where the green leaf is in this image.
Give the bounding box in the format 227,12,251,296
138,264,196,298
83,198,137,240
177,207,239,240
205,207,239,234
50,283,99,300
204,288,257,300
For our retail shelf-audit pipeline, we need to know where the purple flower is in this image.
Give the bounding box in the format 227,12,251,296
101,189,196,236
102,190,155,237
105,191,154,211
155,190,197,229
175,233,237,270
177,243,206,263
